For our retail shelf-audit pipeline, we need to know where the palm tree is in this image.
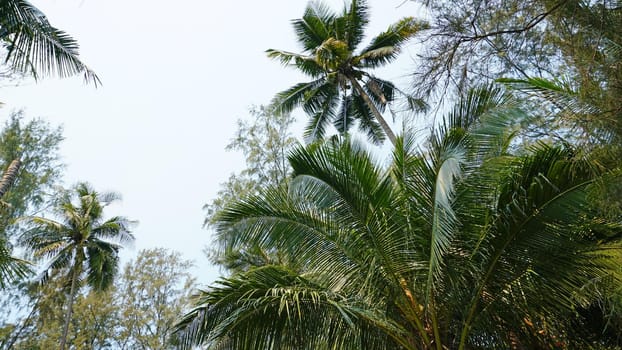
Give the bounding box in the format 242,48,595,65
175,87,621,349
0,0,99,84
19,182,134,350
267,0,427,145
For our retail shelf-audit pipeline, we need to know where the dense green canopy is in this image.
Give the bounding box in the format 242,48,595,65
177,87,622,349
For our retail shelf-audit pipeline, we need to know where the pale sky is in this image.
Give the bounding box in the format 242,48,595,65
1,0,424,285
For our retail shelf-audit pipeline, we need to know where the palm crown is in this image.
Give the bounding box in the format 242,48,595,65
175,86,621,349
20,183,133,289
267,0,427,145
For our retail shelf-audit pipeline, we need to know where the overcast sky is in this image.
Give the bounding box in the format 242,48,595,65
1,0,423,285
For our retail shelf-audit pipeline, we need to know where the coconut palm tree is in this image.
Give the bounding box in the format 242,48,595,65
267,0,427,145
19,182,134,350
0,0,99,84
175,87,621,349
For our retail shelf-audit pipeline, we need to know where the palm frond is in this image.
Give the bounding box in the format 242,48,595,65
96,190,122,205
270,79,326,115
215,187,371,297
459,144,614,345
445,85,513,132
0,240,31,288
345,92,384,144
91,216,136,245
358,17,428,68
175,265,408,350
333,94,355,136
0,0,99,84
438,85,524,158
37,244,74,284
18,217,72,258
498,77,599,125
365,74,429,117
364,76,395,108
292,1,336,53
341,0,369,50
85,239,120,291
401,133,467,300
265,49,324,77
288,139,388,219
303,83,340,142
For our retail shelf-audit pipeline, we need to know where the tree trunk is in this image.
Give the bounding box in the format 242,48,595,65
348,78,397,146
60,264,80,350
0,159,21,199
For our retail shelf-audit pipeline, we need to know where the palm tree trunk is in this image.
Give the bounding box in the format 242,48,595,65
0,159,21,199
60,265,79,350
348,78,397,146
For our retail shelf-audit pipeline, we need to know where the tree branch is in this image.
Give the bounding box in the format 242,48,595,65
453,0,566,44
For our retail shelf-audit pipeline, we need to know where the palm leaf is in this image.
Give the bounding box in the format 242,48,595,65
364,75,395,108
91,216,136,245
36,244,74,284
0,0,99,84
341,0,369,50
497,77,592,115
265,49,324,77
333,94,355,136
457,144,614,347
0,239,31,288
497,77,613,143
86,239,120,291
358,17,428,68
270,79,326,115
292,1,336,53
175,265,409,350
303,83,340,142
346,92,384,144
445,85,513,132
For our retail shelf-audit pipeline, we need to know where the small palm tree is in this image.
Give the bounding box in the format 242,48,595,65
19,182,134,350
267,0,427,145
0,0,99,84
175,87,621,349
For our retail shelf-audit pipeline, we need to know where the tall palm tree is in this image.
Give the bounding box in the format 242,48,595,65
19,182,134,350
175,87,621,349
267,0,427,145
0,0,99,84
